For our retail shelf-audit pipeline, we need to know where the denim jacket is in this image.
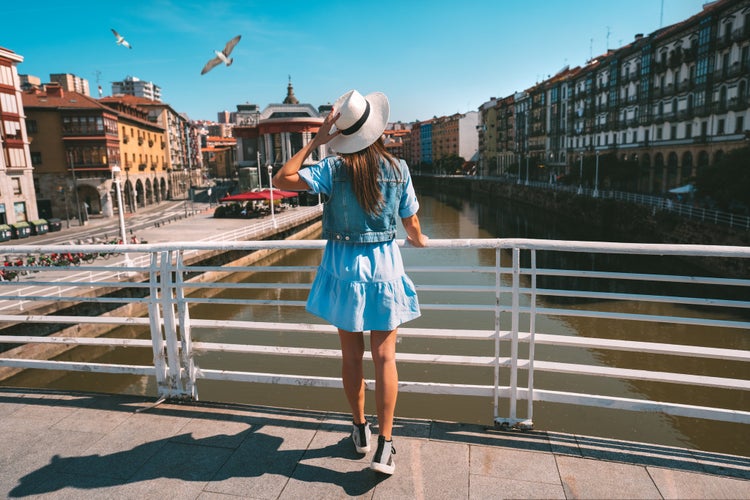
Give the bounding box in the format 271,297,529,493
321,157,407,243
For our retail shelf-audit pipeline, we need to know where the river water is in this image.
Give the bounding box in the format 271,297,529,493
4,191,748,456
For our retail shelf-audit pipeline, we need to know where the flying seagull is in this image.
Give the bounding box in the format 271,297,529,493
111,28,132,49
201,35,241,75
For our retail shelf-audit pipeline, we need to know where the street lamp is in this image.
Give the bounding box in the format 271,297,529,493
57,186,70,229
577,154,583,195
111,166,131,267
267,164,277,228
594,151,600,198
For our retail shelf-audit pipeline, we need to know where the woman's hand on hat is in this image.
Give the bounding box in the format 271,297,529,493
313,110,342,146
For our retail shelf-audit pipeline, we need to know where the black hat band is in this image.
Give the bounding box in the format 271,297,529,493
340,101,370,136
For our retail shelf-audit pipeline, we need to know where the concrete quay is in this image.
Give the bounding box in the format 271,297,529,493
0,388,748,499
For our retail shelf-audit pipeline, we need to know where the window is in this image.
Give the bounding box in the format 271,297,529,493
737,116,745,133
657,127,663,139
13,202,27,223
622,132,627,144
11,178,22,195
685,123,692,139
671,125,677,140
30,152,42,165
718,119,725,134
26,120,37,134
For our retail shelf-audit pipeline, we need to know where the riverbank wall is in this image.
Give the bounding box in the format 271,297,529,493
414,175,749,276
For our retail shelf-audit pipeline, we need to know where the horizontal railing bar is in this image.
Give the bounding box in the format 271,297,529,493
4,238,746,257
527,360,750,390
186,265,319,273
0,295,149,304
533,306,750,329
195,369,498,397
0,315,150,326
532,268,750,287
190,342,504,367
528,288,750,309
526,388,750,424
0,280,149,289
0,358,155,375
0,336,152,347
529,333,750,362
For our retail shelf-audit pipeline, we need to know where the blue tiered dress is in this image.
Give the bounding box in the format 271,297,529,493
299,158,421,332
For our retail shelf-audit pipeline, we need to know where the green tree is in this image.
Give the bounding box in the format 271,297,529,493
695,146,750,213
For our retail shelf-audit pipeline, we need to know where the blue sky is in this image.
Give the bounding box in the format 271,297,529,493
4,0,708,123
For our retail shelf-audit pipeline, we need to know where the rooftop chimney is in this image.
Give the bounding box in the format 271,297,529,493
45,82,64,97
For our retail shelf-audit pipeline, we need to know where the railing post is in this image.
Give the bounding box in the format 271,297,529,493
524,250,536,430
496,246,521,429
493,247,502,422
174,251,198,400
154,250,188,398
147,251,169,395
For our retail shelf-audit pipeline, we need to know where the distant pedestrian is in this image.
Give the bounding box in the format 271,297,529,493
274,90,428,475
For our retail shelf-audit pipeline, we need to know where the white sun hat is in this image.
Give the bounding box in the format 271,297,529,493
327,90,390,154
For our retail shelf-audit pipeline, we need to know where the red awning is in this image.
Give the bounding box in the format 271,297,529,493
220,189,300,202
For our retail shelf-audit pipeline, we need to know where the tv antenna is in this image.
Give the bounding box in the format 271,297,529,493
94,70,103,97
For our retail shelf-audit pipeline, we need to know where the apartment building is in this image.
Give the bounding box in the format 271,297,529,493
479,0,749,194
49,73,90,96
0,46,38,226
112,76,162,101
22,84,121,221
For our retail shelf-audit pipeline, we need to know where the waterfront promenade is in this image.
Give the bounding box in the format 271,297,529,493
1,201,749,498
1,387,749,499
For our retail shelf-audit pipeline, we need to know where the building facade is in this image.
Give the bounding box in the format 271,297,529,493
112,76,162,101
23,85,122,222
479,0,750,194
49,73,90,96
0,46,38,225
233,82,325,190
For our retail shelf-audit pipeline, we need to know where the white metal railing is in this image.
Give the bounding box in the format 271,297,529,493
0,239,747,430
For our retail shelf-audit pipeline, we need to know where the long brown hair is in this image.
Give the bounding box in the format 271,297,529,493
340,138,400,215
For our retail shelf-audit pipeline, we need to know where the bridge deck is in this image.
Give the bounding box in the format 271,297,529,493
0,388,747,499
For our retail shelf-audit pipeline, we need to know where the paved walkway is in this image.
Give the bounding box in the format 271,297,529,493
0,388,748,499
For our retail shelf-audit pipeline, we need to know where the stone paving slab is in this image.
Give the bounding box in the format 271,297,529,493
0,388,748,499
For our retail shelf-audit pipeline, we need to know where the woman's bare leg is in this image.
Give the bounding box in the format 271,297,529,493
370,328,398,439
338,329,366,424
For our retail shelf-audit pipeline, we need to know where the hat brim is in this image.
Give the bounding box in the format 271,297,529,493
328,92,390,154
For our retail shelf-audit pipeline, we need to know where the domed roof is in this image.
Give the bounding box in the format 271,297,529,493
282,76,299,105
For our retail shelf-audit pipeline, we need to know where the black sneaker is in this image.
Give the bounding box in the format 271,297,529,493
370,435,396,474
352,421,371,453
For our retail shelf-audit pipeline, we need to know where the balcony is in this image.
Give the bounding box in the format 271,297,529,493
728,97,748,111
694,105,710,117
138,163,147,171
732,25,750,41
716,35,732,50
678,79,693,92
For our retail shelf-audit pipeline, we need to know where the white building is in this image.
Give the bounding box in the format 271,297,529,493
112,76,162,101
0,47,39,226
